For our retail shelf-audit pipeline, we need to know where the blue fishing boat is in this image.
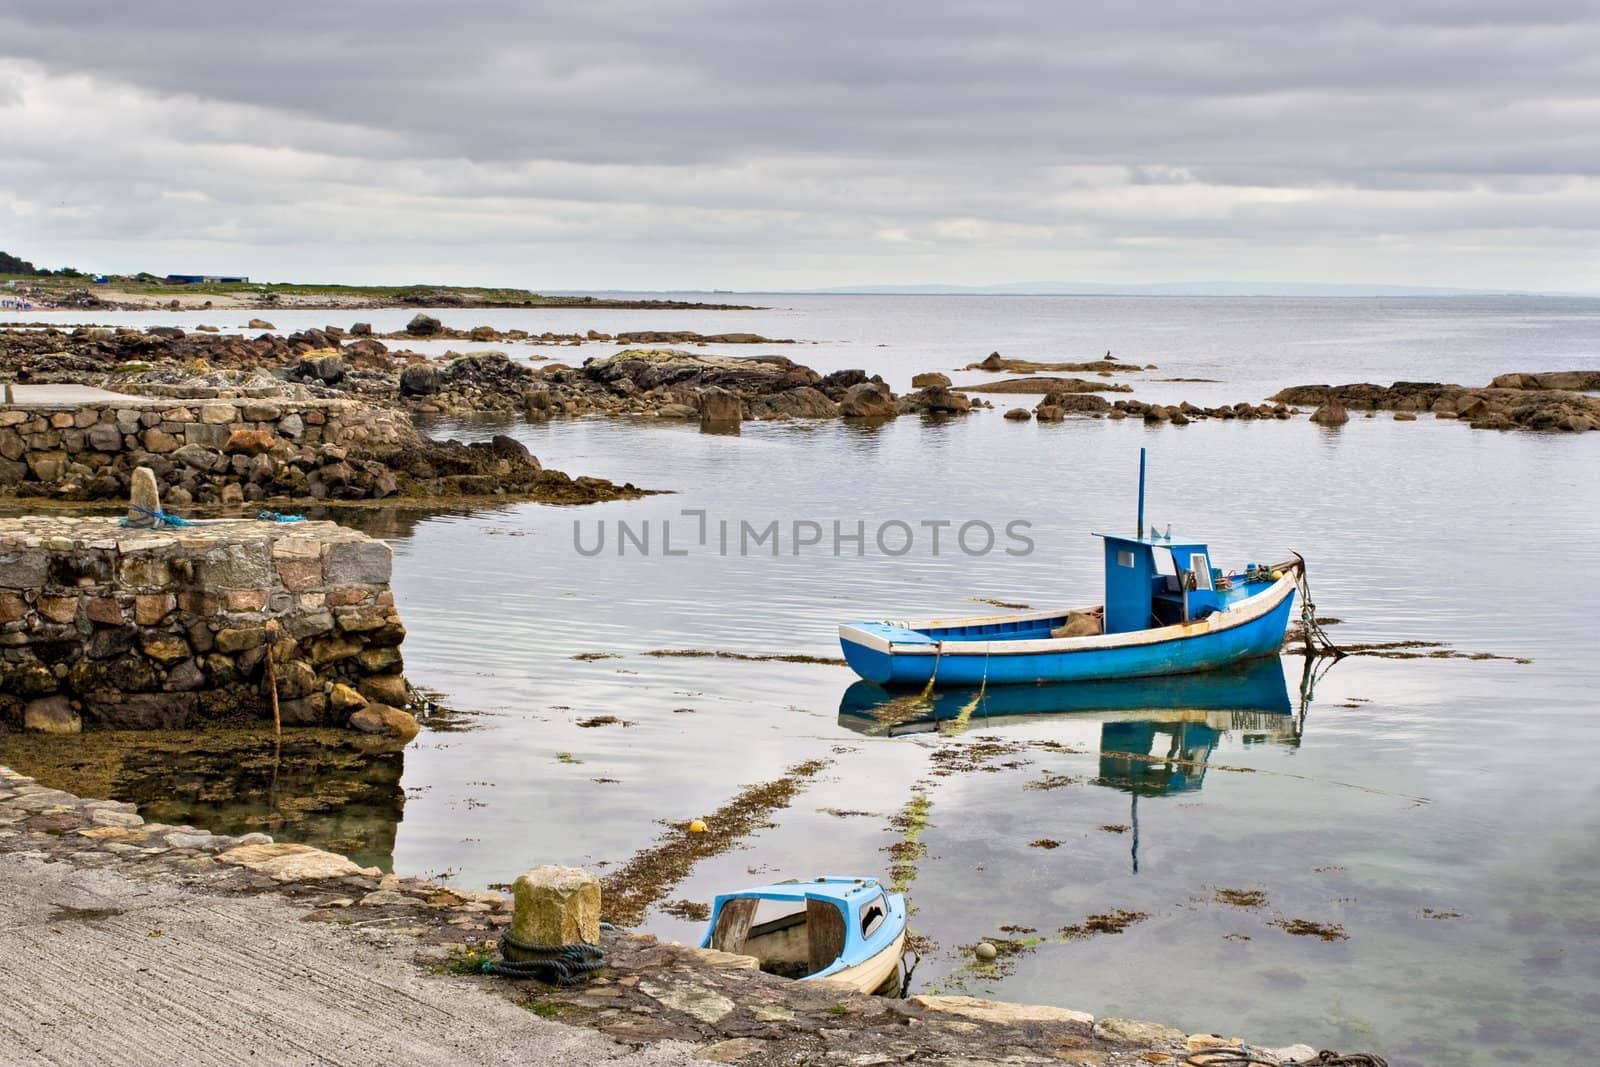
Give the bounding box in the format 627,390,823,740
700,876,907,994
840,450,1304,688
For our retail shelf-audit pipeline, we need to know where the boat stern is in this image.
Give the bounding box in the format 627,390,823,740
839,622,935,686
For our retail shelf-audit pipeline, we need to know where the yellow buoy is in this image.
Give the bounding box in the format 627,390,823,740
1270,569,1283,580
688,819,708,834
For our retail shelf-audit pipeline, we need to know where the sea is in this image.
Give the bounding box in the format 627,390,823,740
4,294,1599,1066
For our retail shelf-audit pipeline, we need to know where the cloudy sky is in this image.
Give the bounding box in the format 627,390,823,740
2,1,1598,291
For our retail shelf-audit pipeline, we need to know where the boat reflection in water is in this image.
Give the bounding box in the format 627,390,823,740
838,655,1295,749
839,657,1300,872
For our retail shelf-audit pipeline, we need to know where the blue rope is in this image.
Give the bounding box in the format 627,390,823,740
257,510,306,523
119,504,195,529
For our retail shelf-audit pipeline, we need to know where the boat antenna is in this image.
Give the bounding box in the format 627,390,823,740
1135,447,1146,538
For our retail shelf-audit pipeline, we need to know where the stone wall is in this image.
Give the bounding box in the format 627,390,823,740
0,516,414,737
0,395,415,503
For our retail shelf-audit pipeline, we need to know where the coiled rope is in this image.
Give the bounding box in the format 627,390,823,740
1187,1049,1387,1067
120,504,306,529
480,932,605,986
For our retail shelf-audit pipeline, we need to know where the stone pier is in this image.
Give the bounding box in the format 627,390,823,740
0,515,414,737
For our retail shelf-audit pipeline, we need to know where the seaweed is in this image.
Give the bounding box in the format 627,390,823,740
1060,909,1149,939
598,758,832,926
1214,888,1268,908
642,649,846,666
1272,918,1348,941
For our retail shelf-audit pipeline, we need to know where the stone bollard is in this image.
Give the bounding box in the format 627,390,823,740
128,466,162,526
507,865,601,956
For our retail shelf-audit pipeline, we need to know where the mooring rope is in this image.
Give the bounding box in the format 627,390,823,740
481,932,605,986
1289,552,1344,659
1186,1048,1387,1067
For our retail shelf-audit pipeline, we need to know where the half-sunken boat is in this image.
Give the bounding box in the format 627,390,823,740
700,876,907,994
840,450,1302,688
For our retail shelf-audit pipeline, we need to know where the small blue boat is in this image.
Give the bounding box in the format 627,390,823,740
840,450,1303,688
700,876,907,993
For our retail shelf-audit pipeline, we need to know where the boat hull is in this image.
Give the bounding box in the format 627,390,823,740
817,930,906,995
840,572,1297,688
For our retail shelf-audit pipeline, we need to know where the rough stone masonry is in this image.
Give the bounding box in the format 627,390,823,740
0,514,415,738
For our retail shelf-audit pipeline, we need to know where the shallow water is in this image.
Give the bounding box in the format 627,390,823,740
6,295,1600,1064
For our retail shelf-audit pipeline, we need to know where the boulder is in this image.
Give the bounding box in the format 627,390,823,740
24,695,81,734
224,429,277,455
295,351,345,385
908,386,972,414
1035,404,1064,422
1310,402,1349,426
349,322,373,336
839,381,898,418
698,386,742,428
510,865,602,949
1004,407,1032,421
246,319,276,330
405,313,444,336
398,362,441,397
216,842,376,882
911,372,951,389
348,703,421,742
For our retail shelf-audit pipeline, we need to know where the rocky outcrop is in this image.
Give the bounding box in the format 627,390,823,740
964,353,1139,374
0,516,410,733
964,376,1132,394
1270,379,1600,432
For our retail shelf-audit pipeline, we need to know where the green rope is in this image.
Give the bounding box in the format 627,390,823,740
481,932,604,986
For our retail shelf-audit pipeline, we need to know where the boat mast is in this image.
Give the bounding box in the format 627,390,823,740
1135,447,1146,538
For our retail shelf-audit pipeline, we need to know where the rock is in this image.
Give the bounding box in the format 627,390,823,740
510,865,601,949
87,422,124,452
128,466,162,526
839,381,897,418
296,352,345,385
1035,404,1064,422
399,363,441,397
694,1037,771,1063
329,683,367,711
1310,402,1349,426
1004,407,1032,421
698,386,742,428
1095,1018,1188,1046
246,319,276,330
910,995,1094,1029
348,703,420,742
357,673,410,707
24,695,81,734
216,842,377,882
405,313,444,336
907,386,972,415
350,322,372,336
912,372,951,389
1393,412,1417,421
224,429,277,455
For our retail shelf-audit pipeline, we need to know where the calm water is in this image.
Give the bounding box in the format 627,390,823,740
7,296,1600,1065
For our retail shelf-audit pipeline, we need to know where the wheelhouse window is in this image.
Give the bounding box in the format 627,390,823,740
860,892,888,938
1190,554,1213,590
1117,549,1135,568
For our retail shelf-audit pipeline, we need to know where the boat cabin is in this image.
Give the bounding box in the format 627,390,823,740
701,876,895,980
1098,534,1224,633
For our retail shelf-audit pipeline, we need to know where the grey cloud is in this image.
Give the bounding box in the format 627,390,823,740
2,1,1599,288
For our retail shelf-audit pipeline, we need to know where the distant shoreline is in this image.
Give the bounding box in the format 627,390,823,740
0,275,758,313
